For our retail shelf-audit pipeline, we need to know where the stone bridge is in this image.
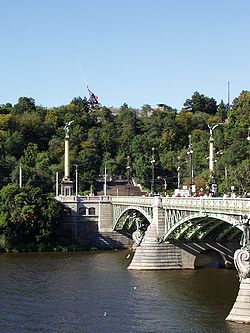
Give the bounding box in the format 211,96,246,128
111,196,250,270
111,197,250,269
112,196,249,239
58,194,250,270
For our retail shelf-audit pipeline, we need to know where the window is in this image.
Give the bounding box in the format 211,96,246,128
89,207,96,215
79,207,86,215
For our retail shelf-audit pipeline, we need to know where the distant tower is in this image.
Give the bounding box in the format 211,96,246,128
61,121,74,196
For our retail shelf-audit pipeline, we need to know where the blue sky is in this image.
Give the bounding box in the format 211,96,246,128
1,0,250,110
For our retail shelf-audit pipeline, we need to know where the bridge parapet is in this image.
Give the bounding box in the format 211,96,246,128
111,196,250,215
161,197,250,216
111,196,154,207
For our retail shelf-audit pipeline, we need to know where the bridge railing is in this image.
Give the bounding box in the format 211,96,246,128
161,197,250,215
57,195,112,203
67,195,250,217
111,196,250,215
111,196,154,206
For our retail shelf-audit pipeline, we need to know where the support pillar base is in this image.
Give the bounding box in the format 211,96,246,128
226,278,250,324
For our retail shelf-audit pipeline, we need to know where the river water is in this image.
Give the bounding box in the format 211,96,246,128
0,250,249,333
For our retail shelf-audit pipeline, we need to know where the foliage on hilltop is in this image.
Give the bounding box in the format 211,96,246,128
0,91,249,197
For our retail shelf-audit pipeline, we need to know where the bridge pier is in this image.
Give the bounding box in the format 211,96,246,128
128,197,183,270
128,233,183,270
226,248,250,324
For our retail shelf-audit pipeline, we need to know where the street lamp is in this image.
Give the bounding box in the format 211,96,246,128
126,155,131,196
177,157,187,190
104,162,107,196
151,147,155,195
73,164,78,197
157,176,167,196
187,135,194,196
55,171,59,196
208,123,223,180
213,150,224,182
19,163,22,188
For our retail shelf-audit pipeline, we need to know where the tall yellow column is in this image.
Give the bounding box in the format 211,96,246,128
64,133,70,179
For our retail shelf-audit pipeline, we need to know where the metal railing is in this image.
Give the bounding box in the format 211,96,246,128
111,196,250,215
58,194,250,215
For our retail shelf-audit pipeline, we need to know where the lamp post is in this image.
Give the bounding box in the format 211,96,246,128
157,176,167,196
55,171,59,196
74,164,78,197
104,162,107,196
213,150,224,183
19,164,22,188
177,157,187,190
126,155,131,196
151,147,155,195
208,123,222,181
187,135,194,196
207,123,223,196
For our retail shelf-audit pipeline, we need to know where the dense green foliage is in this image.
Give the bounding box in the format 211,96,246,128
0,91,249,196
0,183,65,252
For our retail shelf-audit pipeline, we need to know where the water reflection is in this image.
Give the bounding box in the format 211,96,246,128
0,251,249,333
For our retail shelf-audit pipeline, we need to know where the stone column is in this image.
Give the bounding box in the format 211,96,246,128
61,121,74,197
209,135,214,176
64,133,70,179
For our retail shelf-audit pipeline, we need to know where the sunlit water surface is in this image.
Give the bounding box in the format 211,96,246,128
0,251,249,333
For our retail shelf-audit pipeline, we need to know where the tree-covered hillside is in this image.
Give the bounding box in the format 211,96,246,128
0,91,249,196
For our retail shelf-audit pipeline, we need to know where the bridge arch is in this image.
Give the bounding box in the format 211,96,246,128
113,205,152,232
164,212,243,241
194,249,226,268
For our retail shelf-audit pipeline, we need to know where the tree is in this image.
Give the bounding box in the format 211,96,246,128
225,90,250,144
70,96,89,113
183,91,218,115
116,104,140,154
3,131,24,158
0,184,65,251
0,103,13,114
0,114,14,131
14,97,36,114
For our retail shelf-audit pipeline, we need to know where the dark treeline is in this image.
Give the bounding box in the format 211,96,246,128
0,91,250,197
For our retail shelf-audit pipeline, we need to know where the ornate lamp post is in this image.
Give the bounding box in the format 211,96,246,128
19,164,22,188
208,123,222,181
214,150,224,191
157,176,167,196
207,123,223,195
187,135,194,196
151,147,155,195
104,162,107,196
177,157,187,190
74,164,78,197
126,155,131,196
